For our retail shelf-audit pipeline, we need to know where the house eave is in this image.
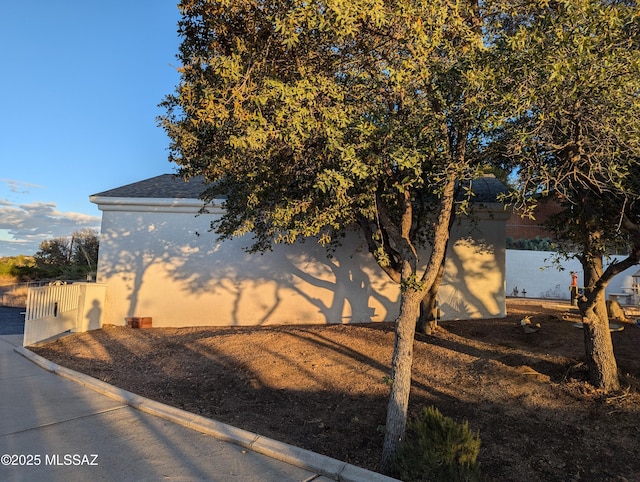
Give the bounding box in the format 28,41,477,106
90,195,225,214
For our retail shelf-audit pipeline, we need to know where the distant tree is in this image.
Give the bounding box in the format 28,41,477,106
34,237,72,268
0,255,36,281
506,237,555,252
491,0,640,391
70,228,100,271
161,0,504,470
33,229,99,279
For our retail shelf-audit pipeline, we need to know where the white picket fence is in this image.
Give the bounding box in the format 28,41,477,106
25,282,81,321
23,282,106,346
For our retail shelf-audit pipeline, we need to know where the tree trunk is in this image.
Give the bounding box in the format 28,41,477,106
380,288,422,473
415,187,457,336
580,255,620,392
416,258,445,335
582,302,620,392
379,173,458,473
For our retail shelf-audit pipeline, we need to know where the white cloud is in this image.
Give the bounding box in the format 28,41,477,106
0,201,100,257
0,178,44,195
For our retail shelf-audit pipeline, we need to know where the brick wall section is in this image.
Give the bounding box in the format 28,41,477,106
506,198,563,239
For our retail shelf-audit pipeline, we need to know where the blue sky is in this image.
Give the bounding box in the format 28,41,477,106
0,1,182,257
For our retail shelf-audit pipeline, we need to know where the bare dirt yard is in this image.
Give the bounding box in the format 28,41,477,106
31,299,640,481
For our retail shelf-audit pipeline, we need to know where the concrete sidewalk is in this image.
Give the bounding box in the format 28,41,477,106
0,333,397,482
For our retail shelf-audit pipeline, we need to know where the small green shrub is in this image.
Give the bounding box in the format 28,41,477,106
392,405,481,482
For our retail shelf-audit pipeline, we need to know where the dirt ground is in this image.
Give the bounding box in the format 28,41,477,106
31,299,640,481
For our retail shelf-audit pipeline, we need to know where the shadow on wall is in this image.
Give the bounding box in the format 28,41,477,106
438,236,503,320
98,210,506,326
97,216,399,326
85,299,102,330
273,246,398,324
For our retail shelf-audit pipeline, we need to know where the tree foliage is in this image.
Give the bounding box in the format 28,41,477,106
161,0,504,470
491,0,640,391
493,0,640,209
33,229,100,279
506,236,556,252
0,256,36,280
164,0,493,255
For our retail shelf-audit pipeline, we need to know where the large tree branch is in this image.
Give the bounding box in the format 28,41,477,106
357,215,402,284
374,188,419,277
592,214,640,294
419,171,458,287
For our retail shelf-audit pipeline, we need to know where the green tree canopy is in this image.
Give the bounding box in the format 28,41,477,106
490,0,640,391
164,0,494,252
33,229,99,279
35,237,72,267
161,0,503,471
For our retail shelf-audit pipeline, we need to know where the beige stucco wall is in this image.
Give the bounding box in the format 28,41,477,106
92,196,508,328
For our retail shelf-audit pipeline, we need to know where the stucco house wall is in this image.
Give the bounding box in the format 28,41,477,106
91,175,509,328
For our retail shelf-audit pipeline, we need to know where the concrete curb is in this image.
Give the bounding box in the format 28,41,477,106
15,345,399,482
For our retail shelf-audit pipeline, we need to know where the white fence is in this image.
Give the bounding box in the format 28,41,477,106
506,250,639,303
23,282,106,346
25,283,81,321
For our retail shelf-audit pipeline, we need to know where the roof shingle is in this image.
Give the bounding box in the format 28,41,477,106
93,173,508,203
92,174,208,199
